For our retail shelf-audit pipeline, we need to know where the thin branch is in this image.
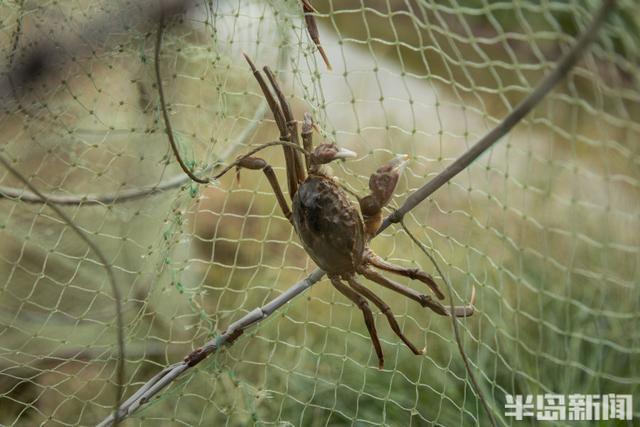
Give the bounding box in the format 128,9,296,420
0,101,269,205
97,0,616,424
401,221,499,427
155,13,210,184
0,172,202,205
0,155,126,426
377,0,617,234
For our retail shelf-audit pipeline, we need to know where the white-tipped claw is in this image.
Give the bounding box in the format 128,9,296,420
391,154,410,174
335,147,358,160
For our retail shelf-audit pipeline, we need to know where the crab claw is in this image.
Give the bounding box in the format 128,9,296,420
368,154,409,207
359,154,410,237
389,153,410,174
334,147,358,160
310,143,357,165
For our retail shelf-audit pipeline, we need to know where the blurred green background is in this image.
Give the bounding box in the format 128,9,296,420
0,0,638,425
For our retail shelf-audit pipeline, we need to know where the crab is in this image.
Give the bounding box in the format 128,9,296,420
229,55,475,369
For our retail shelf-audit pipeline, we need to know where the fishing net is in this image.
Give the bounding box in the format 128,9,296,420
0,0,638,425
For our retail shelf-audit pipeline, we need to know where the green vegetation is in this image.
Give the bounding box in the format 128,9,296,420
0,1,638,426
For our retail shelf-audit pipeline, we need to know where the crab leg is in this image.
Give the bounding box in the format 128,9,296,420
243,54,298,198
235,156,292,223
243,55,287,136
263,66,306,189
359,266,429,306
359,267,475,317
345,274,424,355
365,252,445,300
329,275,385,369
301,113,314,170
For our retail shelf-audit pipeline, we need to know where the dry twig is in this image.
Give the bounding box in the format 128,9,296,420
155,12,210,184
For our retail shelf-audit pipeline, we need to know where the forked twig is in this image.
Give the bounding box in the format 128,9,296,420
97,0,616,424
155,13,210,184
0,156,126,426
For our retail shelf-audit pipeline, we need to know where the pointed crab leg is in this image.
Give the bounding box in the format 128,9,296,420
330,275,385,369
234,156,293,223
359,267,476,317
359,266,430,306
301,112,314,170
243,54,287,136
365,252,445,300
243,54,299,198
263,66,306,188
345,274,424,356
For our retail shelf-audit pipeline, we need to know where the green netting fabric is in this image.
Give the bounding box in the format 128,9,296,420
0,0,638,425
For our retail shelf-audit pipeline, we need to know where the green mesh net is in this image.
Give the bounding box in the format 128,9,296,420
0,0,638,426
